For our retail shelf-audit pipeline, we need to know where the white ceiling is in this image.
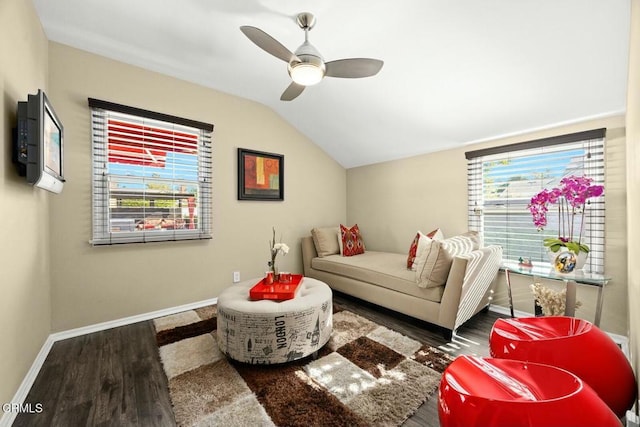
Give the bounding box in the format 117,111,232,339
33,0,630,168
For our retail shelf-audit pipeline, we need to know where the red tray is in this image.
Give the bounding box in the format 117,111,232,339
249,274,304,301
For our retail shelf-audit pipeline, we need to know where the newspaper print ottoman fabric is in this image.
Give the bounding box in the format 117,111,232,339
217,277,333,364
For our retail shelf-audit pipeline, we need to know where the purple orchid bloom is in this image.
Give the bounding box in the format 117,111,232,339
528,175,604,247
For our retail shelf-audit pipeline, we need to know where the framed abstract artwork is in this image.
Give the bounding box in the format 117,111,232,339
237,148,284,201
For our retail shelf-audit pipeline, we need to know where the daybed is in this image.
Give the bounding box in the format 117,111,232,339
301,226,503,337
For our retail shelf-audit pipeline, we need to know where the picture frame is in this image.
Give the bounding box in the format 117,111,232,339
237,148,284,201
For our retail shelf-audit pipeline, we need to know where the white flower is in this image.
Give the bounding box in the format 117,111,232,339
274,242,290,254
268,228,289,273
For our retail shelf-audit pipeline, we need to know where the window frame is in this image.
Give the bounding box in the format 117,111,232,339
466,128,606,273
89,98,213,245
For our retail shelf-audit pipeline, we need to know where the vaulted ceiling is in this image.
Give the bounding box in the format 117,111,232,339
33,0,631,168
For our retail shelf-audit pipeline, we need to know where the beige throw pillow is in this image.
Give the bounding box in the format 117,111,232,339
416,231,480,288
411,229,444,272
311,227,340,257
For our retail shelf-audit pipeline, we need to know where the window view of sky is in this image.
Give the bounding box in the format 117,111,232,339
483,149,585,201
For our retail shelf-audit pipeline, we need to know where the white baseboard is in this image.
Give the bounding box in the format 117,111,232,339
0,297,218,427
51,297,218,341
0,335,55,427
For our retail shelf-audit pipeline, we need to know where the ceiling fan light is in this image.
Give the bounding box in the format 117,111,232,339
290,63,324,86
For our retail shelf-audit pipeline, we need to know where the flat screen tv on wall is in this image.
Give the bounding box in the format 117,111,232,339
13,89,65,194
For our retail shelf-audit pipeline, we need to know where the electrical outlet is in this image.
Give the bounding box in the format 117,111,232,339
233,271,240,283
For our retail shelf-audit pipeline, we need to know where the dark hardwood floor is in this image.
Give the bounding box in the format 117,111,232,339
14,292,504,427
13,321,175,427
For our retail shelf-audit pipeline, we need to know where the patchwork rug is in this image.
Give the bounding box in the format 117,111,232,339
153,305,453,426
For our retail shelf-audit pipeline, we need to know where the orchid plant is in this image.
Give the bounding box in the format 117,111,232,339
268,227,289,277
528,175,604,255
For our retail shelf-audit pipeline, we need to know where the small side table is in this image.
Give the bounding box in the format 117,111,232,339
501,260,611,326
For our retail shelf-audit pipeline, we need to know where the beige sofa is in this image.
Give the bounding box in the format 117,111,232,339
301,229,502,337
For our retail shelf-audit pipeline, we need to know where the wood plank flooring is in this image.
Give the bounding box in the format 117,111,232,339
13,321,175,427
14,292,503,427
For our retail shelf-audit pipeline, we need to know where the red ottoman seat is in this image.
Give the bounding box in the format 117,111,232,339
438,355,621,427
490,316,636,418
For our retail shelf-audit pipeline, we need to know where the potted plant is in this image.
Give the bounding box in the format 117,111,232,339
528,175,604,270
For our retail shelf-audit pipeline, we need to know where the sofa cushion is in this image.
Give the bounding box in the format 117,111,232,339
312,251,445,302
340,224,366,256
416,231,480,289
410,229,444,271
311,227,340,257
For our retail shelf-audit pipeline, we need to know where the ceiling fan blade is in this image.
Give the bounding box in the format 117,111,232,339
325,58,384,78
240,26,298,63
280,82,305,101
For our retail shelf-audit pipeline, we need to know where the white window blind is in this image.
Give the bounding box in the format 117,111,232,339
89,98,213,245
466,129,605,273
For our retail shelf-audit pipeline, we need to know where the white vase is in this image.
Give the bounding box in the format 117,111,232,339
575,251,588,270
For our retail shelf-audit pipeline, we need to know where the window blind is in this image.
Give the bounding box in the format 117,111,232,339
466,129,606,273
89,99,213,245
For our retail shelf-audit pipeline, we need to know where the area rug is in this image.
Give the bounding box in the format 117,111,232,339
153,304,454,427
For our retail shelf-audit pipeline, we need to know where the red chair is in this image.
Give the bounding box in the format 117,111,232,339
438,355,621,427
490,316,636,418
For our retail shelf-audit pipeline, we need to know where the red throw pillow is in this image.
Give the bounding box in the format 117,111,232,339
407,233,420,268
407,228,441,270
426,229,439,239
340,224,365,256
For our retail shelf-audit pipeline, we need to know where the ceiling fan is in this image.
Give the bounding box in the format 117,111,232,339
240,12,384,101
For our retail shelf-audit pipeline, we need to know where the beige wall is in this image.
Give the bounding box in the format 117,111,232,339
347,116,628,335
0,0,52,408
47,43,346,331
627,0,640,406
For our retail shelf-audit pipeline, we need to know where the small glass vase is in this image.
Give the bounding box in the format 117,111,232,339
265,270,274,284
267,260,278,282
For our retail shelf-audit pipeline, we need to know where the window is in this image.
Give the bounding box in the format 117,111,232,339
89,98,213,245
466,129,605,273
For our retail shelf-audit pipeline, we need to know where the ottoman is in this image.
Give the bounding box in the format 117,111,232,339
217,277,332,364
438,356,621,427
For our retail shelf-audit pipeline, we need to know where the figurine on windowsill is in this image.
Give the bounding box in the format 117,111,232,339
518,257,534,268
